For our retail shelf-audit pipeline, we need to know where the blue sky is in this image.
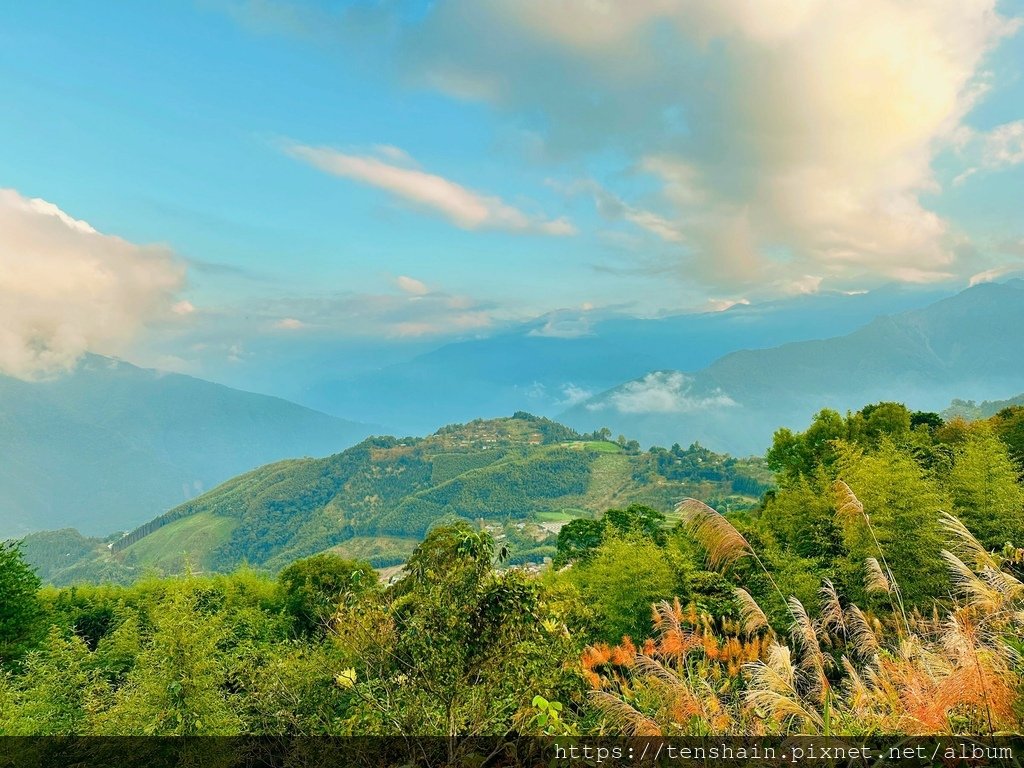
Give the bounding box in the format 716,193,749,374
1,0,1022,383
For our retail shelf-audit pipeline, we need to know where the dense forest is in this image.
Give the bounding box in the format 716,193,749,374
3,401,1024,747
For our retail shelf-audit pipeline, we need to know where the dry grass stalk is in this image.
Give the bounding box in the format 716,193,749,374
633,654,682,687
585,507,1024,737
940,512,1000,571
735,588,770,635
833,480,865,522
588,690,662,736
743,644,824,731
941,550,1005,614
676,498,752,570
818,579,846,637
844,604,880,659
864,557,892,595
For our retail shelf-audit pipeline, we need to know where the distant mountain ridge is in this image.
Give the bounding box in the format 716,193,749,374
303,285,953,434
0,355,372,538
561,281,1024,455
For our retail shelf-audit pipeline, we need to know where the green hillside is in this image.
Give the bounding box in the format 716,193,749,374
943,392,1024,420
21,414,772,584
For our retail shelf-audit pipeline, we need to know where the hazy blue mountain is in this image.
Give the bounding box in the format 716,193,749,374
561,281,1024,455
0,355,372,538
303,285,952,434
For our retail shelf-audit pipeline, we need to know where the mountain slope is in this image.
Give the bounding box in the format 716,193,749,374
0,355,372,537
22,414,772,583
562,281,1024,454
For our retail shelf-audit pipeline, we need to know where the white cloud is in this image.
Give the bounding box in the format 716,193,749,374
588,371,737,414
953,119,1024,183
286,143,575,236
395,275,430,295
245,285,503,341
559,383,594,407
403,0,1018,291
704,297,751,312
555,178,685,244
391,311,491,337
982,120,1024,167
0,188,186,379
968,263,1024,287
373,144,416,165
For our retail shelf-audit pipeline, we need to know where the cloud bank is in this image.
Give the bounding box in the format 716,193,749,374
588,371,736,414
0,189,186,379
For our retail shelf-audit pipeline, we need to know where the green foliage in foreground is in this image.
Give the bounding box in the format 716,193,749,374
4,399,1023,740
0,541,42,662
0,535,587,738
759,401,1024,610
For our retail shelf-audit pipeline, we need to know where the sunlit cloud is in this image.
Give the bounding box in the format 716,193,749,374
395,275,430,296
0,188,186,379
559,383,595,407
286,143,575,236
969,263,1024,287
402,0,1018,292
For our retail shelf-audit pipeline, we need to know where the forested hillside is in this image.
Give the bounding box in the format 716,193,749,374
21,413,771,585
3,399,1024,746
944,392,1024,420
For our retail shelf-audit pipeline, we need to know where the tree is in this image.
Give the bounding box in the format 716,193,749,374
0,629,100,735
567,535,679,643
278,553,376,636
330,523,579,755
859,402,912,443
0,541,42,663
837,441,948,607
94,588,242,735
910,411,944,431
604,504,666,543
992,406,1024,471
554,518,605,567
766,409,846,481
943,428,1024,549
554,506,666,567
759,476,845,563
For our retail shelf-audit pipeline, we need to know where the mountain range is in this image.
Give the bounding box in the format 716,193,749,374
3,280,1020,540
298,285,953,434
0,355,371,538
561,280,1024,454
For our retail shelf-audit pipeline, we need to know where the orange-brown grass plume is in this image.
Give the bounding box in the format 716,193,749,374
584,507,1024,736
